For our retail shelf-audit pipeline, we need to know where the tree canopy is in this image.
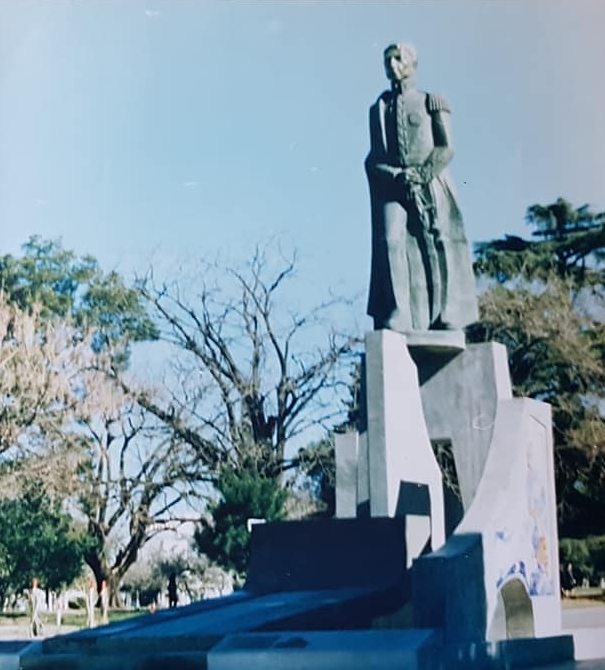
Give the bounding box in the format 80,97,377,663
0,239,184,602
193,466,288,577
471,198,605,536
0,238,358,596
135,246,358,483
0,486,89,604
0,236,157,366
474,197,605,285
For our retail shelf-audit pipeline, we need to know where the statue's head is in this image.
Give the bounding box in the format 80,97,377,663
383,43,417,83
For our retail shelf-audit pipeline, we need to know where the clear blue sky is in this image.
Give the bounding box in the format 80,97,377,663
1,0,604,313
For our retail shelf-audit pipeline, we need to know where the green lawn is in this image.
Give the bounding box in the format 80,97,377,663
0,608,144,629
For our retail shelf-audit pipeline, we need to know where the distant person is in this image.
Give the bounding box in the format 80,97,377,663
29,578,44,638
100,579,109,625
560,562,576,596
168,572,178,608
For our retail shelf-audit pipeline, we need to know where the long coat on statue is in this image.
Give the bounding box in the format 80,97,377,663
365,86,478,332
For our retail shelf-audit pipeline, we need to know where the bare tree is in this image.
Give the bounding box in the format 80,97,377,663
77,394,205,605
0,293,100,488
0,246,359,601
0,293,204,603
136,247,359,481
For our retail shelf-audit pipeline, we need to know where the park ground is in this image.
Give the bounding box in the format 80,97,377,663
0,608,142,640
0,596,602,641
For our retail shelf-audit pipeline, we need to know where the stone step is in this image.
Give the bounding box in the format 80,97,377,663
442,635,574,669
19,650,207,670
207,629,442,670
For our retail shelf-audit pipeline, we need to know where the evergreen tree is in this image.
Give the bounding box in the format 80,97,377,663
471,198,605,536
0,485,89,603
193,465,288,577
474,197,605,285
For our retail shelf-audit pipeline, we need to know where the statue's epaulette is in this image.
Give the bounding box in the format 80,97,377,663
426,93,450,113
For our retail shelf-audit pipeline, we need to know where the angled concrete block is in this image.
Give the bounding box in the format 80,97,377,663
364,330,445,556
417,397,561,643
356,431,370,516
412,342,513,509
335,431,358,518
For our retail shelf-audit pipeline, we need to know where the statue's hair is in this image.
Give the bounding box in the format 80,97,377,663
383,42,417,66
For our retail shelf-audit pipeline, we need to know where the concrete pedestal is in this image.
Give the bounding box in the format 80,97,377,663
364,330,445,558
412,342,512,509
414,399,561,642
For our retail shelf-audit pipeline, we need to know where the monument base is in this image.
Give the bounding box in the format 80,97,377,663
403,329,466,353
363,329,445,558
208,629,442,670
9,516,575,670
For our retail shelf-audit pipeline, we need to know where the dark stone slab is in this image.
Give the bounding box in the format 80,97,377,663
245,516,408,595
21,518,411,669
0,641,32,653
20,649,209,670
208,629,443,670
442,634,575,669
45,591,252,644
41,586,397,653
0,640,35,670
413,533,486,643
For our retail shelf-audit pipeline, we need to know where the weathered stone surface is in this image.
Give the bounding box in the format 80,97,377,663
414,398,561,642
441,635,574,670
208,629,442,670
334,431,358,518
405,329,466,352
245,517,408,596
412,342,513,508
334,430,371,518
364,330,445,561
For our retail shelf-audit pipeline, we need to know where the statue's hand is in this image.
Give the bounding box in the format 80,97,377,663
403,167,423,185
396,169,422,202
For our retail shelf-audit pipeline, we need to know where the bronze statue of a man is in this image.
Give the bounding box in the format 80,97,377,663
365,43,478,333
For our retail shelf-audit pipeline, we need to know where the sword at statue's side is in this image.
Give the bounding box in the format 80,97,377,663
407,180,434,231
406,176,442,323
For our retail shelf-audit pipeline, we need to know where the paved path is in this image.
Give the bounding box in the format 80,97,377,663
0,624,79,640
563,604,605,629
521,605,605,668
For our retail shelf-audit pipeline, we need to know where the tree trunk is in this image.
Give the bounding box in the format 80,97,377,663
107,571,123,608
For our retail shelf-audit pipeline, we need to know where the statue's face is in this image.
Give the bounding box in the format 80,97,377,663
384,46,416,82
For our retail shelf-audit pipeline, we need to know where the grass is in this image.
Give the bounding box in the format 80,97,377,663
0,608,144,629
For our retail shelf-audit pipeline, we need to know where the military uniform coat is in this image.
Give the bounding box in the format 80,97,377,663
365,87,478,332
